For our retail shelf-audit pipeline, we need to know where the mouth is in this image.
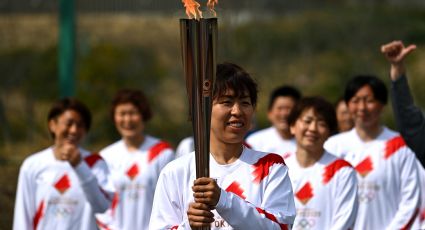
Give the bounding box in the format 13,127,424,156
65,136,79,143
227,121,244,128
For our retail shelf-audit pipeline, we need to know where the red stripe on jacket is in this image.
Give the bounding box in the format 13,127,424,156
148,142,172,163
33,200,45,230
256,207,289,230
322,159,352,184
252,153,285,184
225,181,246,200
384,136,406,159
85,153,103,168
111,192,119,216
401,207,419,230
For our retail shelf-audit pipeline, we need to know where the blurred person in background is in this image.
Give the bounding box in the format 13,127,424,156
13,98,114,230
324,75,420,229
381,40,425,228
286,96,358,230
175,135,194,158
96,89,175,230
149,62,296,229
246,85,301,159
335,97,354,133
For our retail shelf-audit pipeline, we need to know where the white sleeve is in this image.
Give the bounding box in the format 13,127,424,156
13,161,35,230
215,164,296,229
149,167,191,230
386,149,420,229
330,167,358,230
74,160,113,213
176,138,193,158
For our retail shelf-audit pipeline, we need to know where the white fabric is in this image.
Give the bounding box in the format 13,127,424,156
324,127,420,230
286,151,358,230
13,147,113,230
149,147,296,230
417,161,425,229
175,136,194,158
97,135,174,230
246,127,296,159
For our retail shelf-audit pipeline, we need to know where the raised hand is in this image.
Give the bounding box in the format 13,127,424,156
381,40,417,80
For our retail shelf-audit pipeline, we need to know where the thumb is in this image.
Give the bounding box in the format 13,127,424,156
401,44,417,57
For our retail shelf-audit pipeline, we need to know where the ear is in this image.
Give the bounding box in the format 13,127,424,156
290,124,296,135
267,110,273,122
48,119,57,134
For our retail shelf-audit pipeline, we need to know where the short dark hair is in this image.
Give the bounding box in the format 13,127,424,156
288,96,338,135
344,75,388,105
111,89,153,122
214,62,258,107
268,85,301,111
47,98,92,137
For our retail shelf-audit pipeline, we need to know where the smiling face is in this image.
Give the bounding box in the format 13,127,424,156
347,85,384,130
49,109,87,146
290,108,330,153
210,89,254,145
267,96,297,137
113,103,144,141
336,100,354,132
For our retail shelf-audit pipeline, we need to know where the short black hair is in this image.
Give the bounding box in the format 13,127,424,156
288,96,338,135
268,85,301,111
214,62,258,107
111,89,153,122
344,75,388,105
47,98,92,137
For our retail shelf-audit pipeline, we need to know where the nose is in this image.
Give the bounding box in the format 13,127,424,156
68,123,80,133
358,100,366,110
231,103,242,116
308,121,318,131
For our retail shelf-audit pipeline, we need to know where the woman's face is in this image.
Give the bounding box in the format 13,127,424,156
290,108,330,153
114,103,144,140
336,101,354,132
210,89,254,145
49,109,87,146
267,96,297,135
347,85,384,129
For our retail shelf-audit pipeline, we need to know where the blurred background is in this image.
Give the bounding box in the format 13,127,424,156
1,0,425,228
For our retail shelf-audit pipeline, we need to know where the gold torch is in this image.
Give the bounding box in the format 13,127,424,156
180,3,217,230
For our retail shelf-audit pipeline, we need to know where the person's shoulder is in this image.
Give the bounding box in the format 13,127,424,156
321,152,356,181
325,129,354,148
20,147,52,171
161,151,195,175
99,140,123,158
244,148,286,167
246,127,274,142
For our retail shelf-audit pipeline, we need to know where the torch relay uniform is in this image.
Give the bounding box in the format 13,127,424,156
149,146,296,230
13,147,113,230
285,151,358,230
246,127,296,159
324,127,420,230
97,135,174,230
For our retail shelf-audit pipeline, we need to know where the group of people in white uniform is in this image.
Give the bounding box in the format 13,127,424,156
13,40,425,230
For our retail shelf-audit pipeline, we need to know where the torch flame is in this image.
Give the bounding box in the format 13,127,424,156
182,0,218,19
182,0,203,20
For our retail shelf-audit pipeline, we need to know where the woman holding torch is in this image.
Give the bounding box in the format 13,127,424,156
149,62,296,229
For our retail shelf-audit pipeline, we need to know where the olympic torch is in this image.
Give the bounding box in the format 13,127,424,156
180,18,217,182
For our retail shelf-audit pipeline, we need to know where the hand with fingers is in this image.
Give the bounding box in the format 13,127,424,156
381,40,417,81
187,177,221,228
57,143,82,167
